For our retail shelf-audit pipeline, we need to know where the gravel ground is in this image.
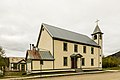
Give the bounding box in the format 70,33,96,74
31,71,120,80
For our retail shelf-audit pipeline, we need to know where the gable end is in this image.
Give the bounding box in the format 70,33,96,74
36,24,53,47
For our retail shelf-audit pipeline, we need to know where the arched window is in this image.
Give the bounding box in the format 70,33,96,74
94,35,97,40
99,34,102,39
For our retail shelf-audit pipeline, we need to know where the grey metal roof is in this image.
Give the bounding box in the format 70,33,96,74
39,51,54,61
92,25,103,34
42,23,99,47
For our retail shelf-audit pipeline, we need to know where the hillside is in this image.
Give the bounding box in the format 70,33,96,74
108,51,120,58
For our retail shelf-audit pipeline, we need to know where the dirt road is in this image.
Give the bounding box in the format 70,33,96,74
32,72,120,80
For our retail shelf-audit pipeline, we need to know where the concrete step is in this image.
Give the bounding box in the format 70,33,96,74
75,69,83,72
30,69,76,74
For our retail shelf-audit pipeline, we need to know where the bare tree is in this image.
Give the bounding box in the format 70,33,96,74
0,46,6,76
0,46,5,57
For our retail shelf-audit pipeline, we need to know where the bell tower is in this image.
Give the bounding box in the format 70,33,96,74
92,20,103,69
92,20,103,47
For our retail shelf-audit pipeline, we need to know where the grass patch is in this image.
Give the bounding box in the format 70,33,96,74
5,71,26,76
103,67,120,70
0,71,27,79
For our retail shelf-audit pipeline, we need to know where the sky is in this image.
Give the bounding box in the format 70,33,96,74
0,0,120,57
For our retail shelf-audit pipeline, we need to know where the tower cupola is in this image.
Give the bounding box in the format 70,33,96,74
92,20,103,46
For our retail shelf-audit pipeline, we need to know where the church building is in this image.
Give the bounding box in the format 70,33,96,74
26,22,103,73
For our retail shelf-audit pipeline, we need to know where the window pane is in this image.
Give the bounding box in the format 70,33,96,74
13,63,17,69
63,43,67,51
91,47,94,54
82,58,85,66
91,59,94,66
83,46,86,53
74,44,78,52
63,57,67,66
40,61,43,65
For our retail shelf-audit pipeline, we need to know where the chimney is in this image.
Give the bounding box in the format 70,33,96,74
32,44,35,50
35,47,39,51
30,44,31,50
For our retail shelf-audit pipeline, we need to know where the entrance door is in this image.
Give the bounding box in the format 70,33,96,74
71,58,77,69
21,64,25,71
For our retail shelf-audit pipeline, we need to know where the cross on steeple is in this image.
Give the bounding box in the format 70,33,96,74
95,19,99,25
92,19,103,35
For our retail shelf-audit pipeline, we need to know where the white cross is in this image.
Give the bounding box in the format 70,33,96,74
95,19,100,25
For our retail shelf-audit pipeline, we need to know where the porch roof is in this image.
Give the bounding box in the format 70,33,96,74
70,53,83,58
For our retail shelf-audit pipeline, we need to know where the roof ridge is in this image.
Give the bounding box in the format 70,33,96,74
40,23,99,47
42,23,88,37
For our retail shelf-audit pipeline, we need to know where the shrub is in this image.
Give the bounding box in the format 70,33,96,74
102,56,120,68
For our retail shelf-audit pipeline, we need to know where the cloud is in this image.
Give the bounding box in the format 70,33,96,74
5,49,26,57
0,0,120,56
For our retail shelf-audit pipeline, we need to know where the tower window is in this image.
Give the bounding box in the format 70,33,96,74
74,44,78,52
99,34,102,39
94,35,97,40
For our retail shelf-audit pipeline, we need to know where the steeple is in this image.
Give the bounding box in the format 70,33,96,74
92,20,103,35
92,25,103,35
91,20,103,46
